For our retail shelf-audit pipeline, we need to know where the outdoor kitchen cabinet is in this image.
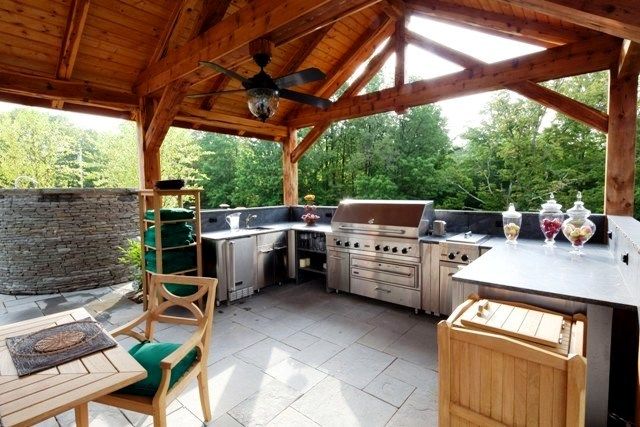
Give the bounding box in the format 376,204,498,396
326,248,349,293
295,231,327,284
256,231,287,290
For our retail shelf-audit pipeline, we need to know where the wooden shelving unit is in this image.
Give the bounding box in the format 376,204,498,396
138,189,202,308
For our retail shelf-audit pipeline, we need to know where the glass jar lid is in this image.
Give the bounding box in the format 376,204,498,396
502,203,521,219
540,193,562,214
566,191,591,219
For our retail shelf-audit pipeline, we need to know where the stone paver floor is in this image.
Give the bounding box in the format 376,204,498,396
0,280,440,426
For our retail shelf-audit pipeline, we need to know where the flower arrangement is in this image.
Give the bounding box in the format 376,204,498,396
301,194,320,226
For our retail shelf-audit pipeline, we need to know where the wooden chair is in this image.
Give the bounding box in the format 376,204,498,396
95,273,218,427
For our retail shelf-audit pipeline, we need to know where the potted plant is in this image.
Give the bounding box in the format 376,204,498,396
301,194,320,226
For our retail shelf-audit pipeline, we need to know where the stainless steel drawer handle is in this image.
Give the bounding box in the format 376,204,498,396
374,287,392,293
328,256,344,260
352,266,414,277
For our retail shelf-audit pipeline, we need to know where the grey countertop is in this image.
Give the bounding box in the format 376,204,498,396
202,222,332,240
453,239,633,309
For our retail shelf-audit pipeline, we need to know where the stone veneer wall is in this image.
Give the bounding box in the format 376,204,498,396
0,189,138,294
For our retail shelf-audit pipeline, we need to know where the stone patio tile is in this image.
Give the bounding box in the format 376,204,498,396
55,402,132,426
36,295,70,311
0,294,17,303
164,407,206,426
259,307,316,331
110,282,136,296
62,287,113,300
178,356,271,421
303,313,374,346
386,387,438,427
235,338,298,370
33,417,59,427
208,413,244,426
363,373,416,407
230,309,297,340
382,358,438,390
0,304,7,316
384,320,438,370
357,327,401,351
281,331,319,350
291,339,343,368
266,407,319,426
4,301,41,312
207,322,267,365
0,306,43,325
227,379,301,426
328,297,387,322
153,324,192,343
4,294,57,308
291,376,396,427
319,343,395,389
233,293,281,313
266,358,327,393
121,399,183,426
366,309,419,335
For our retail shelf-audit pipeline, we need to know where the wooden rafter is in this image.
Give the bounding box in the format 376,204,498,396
497,0,640,44
290,39,395,162
288,36,620,128
0,69,136,108
0,92,132,120
52,0,90,109
406,30,609,132
144,80,190,151
394,16,406,88
177,106,289,140
618,40,640,77
404,0,597,48
146,1,184,66
136,0,382,96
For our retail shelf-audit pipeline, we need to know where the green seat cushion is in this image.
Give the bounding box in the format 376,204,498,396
145,208,195,221
120,342,197,397
145,248,196,273
164,283,199,297
144,223,194,248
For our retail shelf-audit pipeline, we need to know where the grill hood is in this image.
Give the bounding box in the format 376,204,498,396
331,199,434,238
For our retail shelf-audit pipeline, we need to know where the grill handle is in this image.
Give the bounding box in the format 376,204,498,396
374,287,392,293
338,225,406,235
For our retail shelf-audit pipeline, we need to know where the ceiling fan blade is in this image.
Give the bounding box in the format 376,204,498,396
279,88,332,109
199,61,248,83
186,89,246,99
274,67,326,89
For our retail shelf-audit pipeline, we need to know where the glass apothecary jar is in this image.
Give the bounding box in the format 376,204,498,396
561,192,595,254
503,203,522,245
539,193,564,247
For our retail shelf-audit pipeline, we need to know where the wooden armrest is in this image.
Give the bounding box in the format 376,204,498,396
109,311,149,338
160,330,204,369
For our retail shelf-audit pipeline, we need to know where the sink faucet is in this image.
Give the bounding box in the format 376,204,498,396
246,214,258,228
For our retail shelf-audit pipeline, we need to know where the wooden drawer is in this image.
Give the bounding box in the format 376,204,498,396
350,277,421,309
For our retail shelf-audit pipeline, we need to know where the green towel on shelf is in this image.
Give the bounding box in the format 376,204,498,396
144,223,194,248
145,248,196,273
145,208,195,221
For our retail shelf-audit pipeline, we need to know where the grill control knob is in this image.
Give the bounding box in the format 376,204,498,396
335,240,342,246
392,247,398,253
461,254,469,262
448,252,456,260
402,248,408,254
375,245,381,250
353,242,360,248
383,246,390,252
344,241,350,247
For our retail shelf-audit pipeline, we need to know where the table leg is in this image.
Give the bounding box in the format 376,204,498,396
75,402,89,427
586,304,613,426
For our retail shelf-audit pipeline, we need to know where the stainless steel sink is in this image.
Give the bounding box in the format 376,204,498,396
248,226,273,230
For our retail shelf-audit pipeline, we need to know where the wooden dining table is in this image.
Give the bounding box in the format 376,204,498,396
0,307,146,427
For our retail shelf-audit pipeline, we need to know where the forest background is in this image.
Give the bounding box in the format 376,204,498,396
1,71,639,217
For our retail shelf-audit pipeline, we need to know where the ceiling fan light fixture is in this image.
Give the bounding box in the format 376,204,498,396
247,87,279,122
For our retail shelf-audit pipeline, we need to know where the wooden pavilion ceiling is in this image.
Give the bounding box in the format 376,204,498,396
0,0,639,144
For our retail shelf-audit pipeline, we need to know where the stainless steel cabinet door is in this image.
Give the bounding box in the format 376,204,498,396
327,249,349,292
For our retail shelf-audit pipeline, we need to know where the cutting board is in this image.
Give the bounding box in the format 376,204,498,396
459,299,566,348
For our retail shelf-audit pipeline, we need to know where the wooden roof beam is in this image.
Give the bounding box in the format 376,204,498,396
177,106,289,140
498,0,640,44
0,69,137,109
407,30,609,132
288,36,620,128
52,0,91,109
290,39,395,162
136,0,382,96
404,0,597,48
144,80,190,151
394,8,407,114
618,40,640,77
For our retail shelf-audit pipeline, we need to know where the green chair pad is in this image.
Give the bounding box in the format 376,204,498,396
120,341,197,397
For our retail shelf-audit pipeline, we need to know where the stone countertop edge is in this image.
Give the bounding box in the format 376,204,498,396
452,239,634,309
202,222,332,240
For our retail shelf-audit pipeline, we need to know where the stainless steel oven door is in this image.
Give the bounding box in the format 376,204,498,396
350,256,418,289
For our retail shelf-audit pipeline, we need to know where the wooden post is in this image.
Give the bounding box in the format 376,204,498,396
604,70,638,215
282,128,299,205
136,98,160,189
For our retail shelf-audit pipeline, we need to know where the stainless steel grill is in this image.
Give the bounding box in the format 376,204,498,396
326,200,434,312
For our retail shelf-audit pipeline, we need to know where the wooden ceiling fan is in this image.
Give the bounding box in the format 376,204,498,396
188,39,332,122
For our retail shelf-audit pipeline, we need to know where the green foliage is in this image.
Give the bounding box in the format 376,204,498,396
118,238,142,290
0,70,637,219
